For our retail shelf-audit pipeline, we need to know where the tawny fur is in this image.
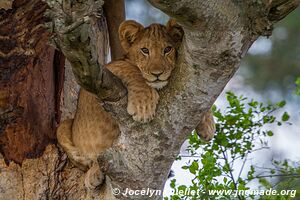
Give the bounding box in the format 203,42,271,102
57,19,215,190
195,110,216,142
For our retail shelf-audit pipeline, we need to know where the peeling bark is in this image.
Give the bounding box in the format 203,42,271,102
0,145,87,200
0,41,89,200
0,1,86,199
0,0,60,164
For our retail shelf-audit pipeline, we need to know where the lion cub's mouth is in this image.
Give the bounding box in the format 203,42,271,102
146,80,168,90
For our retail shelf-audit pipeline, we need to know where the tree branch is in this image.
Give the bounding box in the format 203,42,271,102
103,0,126,60
45,0,126,101
269,0,300,22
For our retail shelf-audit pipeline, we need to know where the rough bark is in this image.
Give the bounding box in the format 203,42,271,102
0,0,63,164
44,0,126,101
0,27,91,200
0,1,85,199
0,0,119,198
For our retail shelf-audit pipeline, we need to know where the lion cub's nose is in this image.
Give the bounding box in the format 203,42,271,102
150,70,163,77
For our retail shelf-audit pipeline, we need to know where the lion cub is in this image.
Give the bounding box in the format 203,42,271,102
57,19,215,189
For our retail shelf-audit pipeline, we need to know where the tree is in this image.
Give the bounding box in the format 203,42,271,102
0,0,299,200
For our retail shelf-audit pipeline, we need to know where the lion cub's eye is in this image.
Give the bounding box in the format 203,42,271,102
164,46,172,54
141,47,149,55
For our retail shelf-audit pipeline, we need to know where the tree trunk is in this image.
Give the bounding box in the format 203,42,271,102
0,0,299,200
0,0,108,199
0,0,59,164
97,1,300,199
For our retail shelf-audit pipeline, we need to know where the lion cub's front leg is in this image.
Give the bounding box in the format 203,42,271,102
105,61,159,123
127,86,159,123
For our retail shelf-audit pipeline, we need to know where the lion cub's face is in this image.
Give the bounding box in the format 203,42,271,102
119,20,183,89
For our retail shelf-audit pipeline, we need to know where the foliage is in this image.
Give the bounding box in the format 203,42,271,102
294,77,300,96
165,92,299,200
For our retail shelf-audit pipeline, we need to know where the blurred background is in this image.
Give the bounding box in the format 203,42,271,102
125,0,300,196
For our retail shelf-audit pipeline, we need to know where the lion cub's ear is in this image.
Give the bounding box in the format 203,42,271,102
119,20,144,52
166,19,184,48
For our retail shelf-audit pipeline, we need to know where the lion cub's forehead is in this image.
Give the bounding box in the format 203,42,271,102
140,24,172,43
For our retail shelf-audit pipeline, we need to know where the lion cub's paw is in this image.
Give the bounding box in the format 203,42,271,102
69,151,92,171
84,164,104,190
195,111,216,142
197,125,215,142
127,87,159,123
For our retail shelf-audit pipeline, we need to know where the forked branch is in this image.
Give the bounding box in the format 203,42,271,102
44,0,126,101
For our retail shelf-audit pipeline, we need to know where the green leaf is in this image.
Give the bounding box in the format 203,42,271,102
182,166,189,170
295,88,300,96
276,100,286,108
248,101,258,108
295,77,300,85
176,156,182,161
259,178,272,189
281,112,290,121
211,105,217,112
266,131,273,136
189,161,199,174
177,185,187,193
295,78,300,96
170,179,176,188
